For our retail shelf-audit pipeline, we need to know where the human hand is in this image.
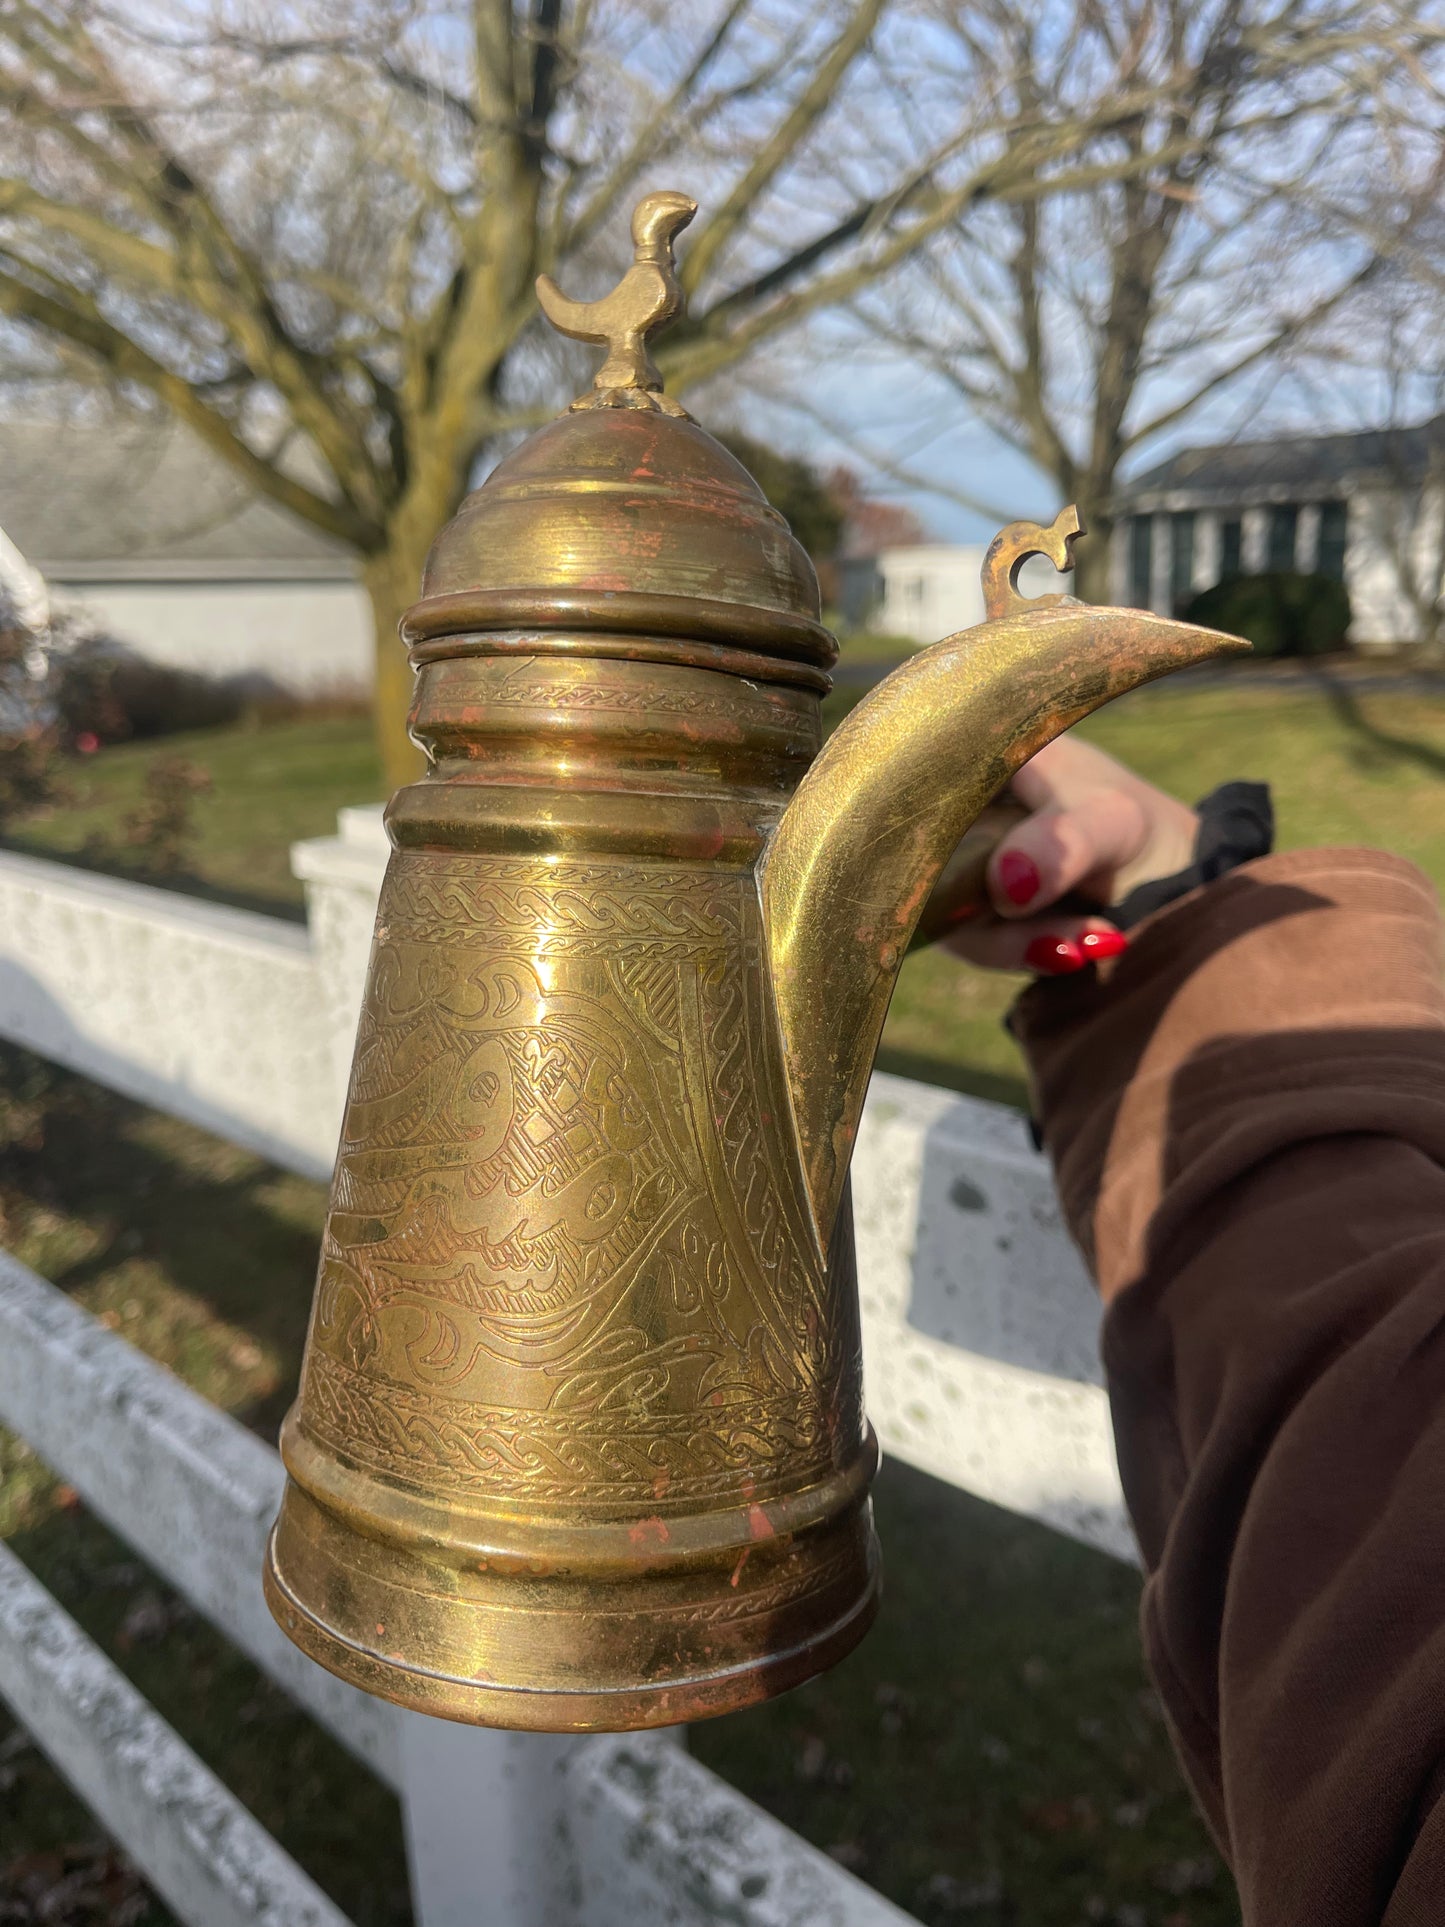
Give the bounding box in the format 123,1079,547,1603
944,735,1199,975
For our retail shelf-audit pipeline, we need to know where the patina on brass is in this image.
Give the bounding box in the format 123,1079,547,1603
264,191,1247,1732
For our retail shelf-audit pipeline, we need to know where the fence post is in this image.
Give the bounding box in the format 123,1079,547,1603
397,1715,693,1927
397,1716,587,1927
290,803,391,1120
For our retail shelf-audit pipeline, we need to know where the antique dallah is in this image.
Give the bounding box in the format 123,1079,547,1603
264,191,1244,1730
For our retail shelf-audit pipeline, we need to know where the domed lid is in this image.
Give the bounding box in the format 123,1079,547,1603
401,191,835,679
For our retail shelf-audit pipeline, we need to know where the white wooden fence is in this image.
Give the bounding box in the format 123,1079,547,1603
0,811,1130,1927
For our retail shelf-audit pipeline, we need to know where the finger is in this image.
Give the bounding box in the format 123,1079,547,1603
1008,734,1133,812
985,787,1149,919
944,913,1127,974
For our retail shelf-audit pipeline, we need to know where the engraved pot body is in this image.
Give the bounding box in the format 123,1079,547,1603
265,567,882,1726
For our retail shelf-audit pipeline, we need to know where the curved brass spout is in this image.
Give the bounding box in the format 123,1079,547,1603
761,516,1248,1246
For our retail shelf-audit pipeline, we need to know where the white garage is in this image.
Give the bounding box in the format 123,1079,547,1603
0,418,373,693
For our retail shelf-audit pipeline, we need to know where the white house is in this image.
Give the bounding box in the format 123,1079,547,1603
865,543,987,645
1112,416,1445,649
0,419,373,692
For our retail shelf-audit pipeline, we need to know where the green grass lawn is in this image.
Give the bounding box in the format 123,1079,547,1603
7,713,381,915
6,671,1445,1924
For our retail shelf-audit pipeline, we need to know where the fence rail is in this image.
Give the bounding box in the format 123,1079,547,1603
0,1539,351,1927
0,819,1128,1925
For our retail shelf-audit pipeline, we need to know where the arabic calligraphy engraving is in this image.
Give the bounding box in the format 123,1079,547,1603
297,854,859,1511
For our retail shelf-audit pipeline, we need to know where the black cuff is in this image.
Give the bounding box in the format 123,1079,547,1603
1112,781,1274,931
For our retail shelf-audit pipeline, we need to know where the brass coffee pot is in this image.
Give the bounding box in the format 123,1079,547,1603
265,191,1244,1730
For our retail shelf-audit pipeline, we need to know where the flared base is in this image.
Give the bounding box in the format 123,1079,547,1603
263,1466,881,1732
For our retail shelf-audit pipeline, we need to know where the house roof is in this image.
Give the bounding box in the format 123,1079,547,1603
1120,415,1445,508
0,417,358,582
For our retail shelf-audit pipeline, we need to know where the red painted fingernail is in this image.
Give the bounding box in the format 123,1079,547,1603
1079,929,1128,961
997,850,1041,906
1025,934,1086,975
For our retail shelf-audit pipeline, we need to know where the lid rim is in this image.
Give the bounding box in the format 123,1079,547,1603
403,627,833,694
401,587,838,667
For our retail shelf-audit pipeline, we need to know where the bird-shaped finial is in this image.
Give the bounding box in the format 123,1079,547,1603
536,190,698,416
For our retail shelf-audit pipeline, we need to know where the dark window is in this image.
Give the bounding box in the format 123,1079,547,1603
1170,512,1196,609
1318,500,1347,581
1220,517,1243,577
1268,504,1299,573
1129,515,1153,607
838,557,882,627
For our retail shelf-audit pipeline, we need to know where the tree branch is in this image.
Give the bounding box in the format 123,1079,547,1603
1125,249,1386,450
0,261,379,550
45,13,391,520
0,181,179,293
559,0,755,254
679,0,887,296
665,121,1231,391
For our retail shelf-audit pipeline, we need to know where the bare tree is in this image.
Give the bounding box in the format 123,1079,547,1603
858,0,1445,603
0,0,1257,782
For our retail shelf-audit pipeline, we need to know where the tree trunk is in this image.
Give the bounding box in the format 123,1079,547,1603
362,543,430,794
1073,498,1117,606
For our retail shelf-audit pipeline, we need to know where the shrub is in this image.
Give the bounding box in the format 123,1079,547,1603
56,643,244,746
0,726,68,833
0,622,66,832
79,753,213,878
1180,572,1351,658
120,755,213,875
